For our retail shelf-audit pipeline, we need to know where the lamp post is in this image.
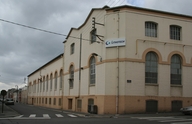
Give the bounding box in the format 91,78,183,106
92,53,102,62
15,85,18,102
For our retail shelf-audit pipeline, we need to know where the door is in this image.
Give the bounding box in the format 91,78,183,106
146,100,158,113
68,99,72,109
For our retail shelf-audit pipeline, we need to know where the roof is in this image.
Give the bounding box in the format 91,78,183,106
107,5,192,19
65,6,109,41
27,53,63,77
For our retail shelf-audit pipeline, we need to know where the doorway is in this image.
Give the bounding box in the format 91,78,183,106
68,99,72,109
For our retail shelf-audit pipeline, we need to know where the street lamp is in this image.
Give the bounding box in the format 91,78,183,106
92,53,102,62
15,85,18,102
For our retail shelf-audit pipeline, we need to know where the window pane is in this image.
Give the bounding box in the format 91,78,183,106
171,55,181,85
145,22,157,37
170,25,181,40
69,66,74,88
90,57,96,84
145,52,158,83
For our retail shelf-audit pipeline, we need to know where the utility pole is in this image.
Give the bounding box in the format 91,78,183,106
15,85,18,102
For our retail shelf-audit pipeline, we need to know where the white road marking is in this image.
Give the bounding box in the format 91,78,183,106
160,118,192,122
55,114,64,117
43,114,50,118
68,114,77,117
172,122,192,124
29,114,36,117
14,115,24,118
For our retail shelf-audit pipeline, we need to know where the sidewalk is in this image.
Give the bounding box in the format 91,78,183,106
0,103,20,118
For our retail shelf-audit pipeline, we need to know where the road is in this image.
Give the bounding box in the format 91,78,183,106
0,103,192,124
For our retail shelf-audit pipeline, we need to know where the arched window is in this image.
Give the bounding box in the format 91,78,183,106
70,43,75,54
145,22,158,37
55,72,58,90
145,52,158,83
42,76,45,92
50,74,53,91
90,56,96,85
69,65,74,88
171,55,182,85
60,70,63,89
46,75,49,91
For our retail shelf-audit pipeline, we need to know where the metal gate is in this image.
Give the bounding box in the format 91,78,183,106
172,100,182,112
146,100,158,113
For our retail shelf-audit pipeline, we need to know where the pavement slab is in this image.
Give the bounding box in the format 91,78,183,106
0,103,20,118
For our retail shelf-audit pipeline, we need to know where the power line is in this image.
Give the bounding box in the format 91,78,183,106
0,18,67,37
0,18,96,42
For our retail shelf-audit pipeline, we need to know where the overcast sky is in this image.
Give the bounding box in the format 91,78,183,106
0,0,192,91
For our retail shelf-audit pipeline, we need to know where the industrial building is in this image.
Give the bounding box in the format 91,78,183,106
28,5,192,114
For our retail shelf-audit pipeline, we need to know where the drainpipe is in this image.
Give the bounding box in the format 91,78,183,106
61,53,64,110
116,11,120,115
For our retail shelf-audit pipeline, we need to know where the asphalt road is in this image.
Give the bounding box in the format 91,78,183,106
1,103,192,124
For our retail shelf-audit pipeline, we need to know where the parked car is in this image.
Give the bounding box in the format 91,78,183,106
5,98,14,105
180,106,192,115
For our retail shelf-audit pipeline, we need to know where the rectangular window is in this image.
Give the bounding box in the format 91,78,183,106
70,43,75,54
90,29,96,43
54,98,56,105
145,22,157,37
77,99,82,108
45,98,47,104
88,99,94,105
59,98,61,106
49,98,51,105
170,25,181,40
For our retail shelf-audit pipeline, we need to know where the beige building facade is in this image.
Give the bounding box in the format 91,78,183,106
28,54,64,109
28,5,192,114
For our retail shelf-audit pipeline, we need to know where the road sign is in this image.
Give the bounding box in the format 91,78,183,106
1,90,7,113
1,90,7,96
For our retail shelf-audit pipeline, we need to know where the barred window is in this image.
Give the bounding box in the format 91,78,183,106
69,65,74,88
170,25,181,40
70,43,75,54
43,76,45,92
90,56,96,85
54,98,56,105
59,98,61,106
171,55,182,85
145,22,157,37
145,52,158,83
60,70,63,89
50,74,53,91
46,75,49,91
54,72,58,90
88,99,94,105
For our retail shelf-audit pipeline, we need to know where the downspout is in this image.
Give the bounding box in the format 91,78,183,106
78,33,82,98
61,53,64,110
116,11,120,115
76,33,82,111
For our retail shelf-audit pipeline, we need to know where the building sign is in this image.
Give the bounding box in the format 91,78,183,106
105,38,126,48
